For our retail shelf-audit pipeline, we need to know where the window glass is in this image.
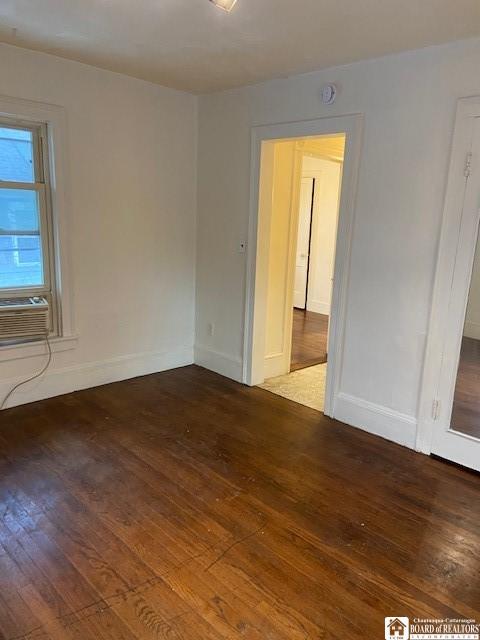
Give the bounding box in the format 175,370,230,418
0,127,35,183
0,189,44,288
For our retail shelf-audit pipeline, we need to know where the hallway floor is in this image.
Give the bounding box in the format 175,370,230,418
259,362,327,411
260,309,329,412
290,309,328,371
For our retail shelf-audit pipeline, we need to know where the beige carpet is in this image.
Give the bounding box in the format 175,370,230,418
259,363,327,412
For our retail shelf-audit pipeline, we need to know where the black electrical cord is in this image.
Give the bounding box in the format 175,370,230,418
0,333,52,411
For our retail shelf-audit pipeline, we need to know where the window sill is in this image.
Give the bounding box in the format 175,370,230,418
0,335,78,363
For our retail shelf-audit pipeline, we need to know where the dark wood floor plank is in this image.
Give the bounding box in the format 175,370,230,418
97,384,479,614
291,309,329,371
0,364,478,639
452,335,480,438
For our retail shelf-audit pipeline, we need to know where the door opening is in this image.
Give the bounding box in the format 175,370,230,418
257,136,344,412
242,128,347,417
293,176,315,311
290,150,343,384
243,115,362,420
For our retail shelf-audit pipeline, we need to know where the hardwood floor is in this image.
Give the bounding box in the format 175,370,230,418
291,309,329,372
451,336,480,439
0,364,479,639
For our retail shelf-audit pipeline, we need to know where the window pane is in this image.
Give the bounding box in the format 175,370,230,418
0,189,44,288
0,127,35,183
16,236,42,265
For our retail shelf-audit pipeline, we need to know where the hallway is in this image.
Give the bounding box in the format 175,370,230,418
290,309,329,371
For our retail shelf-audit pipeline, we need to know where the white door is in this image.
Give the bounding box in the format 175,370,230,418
293,177,314,308
429,112,480,471
304,157,342,317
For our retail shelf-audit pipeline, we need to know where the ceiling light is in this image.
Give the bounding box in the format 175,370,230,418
209,0,238,12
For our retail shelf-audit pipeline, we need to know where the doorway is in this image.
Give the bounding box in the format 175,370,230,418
259,136,344,411
243,115,363,418
291,147,343,373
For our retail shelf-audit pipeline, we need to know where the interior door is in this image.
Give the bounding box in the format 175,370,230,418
430,115,480,471
293,177,314,309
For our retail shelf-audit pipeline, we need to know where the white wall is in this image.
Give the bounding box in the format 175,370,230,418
195,37,480,448
0,43,197,406
302,155,342,316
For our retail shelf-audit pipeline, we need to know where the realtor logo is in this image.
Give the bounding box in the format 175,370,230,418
385,617,410,640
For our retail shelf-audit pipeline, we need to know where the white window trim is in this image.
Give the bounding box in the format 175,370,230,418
0,94,77,362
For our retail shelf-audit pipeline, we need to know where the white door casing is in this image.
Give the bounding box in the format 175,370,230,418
243,114,363,421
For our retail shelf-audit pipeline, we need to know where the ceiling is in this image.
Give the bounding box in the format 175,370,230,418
300,136,345,162
1,0,479,94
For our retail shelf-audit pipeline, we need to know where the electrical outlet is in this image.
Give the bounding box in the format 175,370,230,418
208,322,215,337
239,241,247,253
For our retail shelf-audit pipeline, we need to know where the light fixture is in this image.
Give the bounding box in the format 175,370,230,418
209,0,238,11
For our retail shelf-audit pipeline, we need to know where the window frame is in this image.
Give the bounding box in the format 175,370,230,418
0,94,77,361
0,116,59,336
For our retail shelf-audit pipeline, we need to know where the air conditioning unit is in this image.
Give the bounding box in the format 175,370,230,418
0,297,49,340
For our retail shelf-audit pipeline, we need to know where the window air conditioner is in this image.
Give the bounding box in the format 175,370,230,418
0,297,49,340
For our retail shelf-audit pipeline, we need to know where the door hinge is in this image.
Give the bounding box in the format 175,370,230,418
464,152,473,178
432,399,441,420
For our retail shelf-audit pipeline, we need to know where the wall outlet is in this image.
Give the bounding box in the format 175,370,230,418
239,240,247,253
208,322,215,336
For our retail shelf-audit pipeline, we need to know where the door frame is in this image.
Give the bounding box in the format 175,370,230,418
242,114,363,418
294,176,315,311
416,96,480,469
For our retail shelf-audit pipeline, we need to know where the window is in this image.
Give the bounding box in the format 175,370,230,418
0,118,58,334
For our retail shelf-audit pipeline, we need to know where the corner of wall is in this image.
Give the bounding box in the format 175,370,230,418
1,345,195,410
194,344,243,382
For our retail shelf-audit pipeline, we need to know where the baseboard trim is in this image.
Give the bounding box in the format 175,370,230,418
263,352,289,380
463,321,480,340
194,344,243,382
0,345,194,410
307,300,330,315
334,392,417,449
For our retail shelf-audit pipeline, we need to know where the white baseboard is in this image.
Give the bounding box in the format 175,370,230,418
334,392,417,449
463,321,480,340
0,345,194,410
263,352,289,380
307,300,330,315
194,344,243,382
